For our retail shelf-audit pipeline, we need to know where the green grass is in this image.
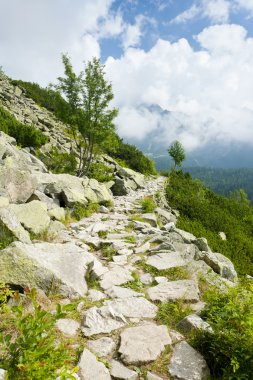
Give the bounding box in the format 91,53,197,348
140,196,156,213
166,170,253,276
191,280,253,379
156,300,192,328
123,271,145,292
0,225,15,250
142,263,191,281
71,202,99,221
0,105,48,148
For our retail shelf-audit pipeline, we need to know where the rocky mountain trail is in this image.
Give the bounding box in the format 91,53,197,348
0,167,238,379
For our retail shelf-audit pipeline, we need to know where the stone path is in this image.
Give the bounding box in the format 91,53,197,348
1,175,237,380
54,176,216,379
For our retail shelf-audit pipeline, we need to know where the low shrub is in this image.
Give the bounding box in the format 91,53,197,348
156,300,192,328
166,170,253,275
36,147,77,175
141,196,156,213
0,105,48,148
87,162,114,182
0,225,15,250
191,281,253,379
0,288,77,379
72,202,99,221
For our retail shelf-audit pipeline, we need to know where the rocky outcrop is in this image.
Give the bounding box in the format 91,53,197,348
0,242,93,297
0,76,147,195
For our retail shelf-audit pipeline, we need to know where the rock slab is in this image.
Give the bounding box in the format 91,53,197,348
147,280,199,303
78,349,111,380
168,342,210,380
119,323,171,364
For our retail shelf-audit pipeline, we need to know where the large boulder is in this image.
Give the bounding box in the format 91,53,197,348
0,163,37,204
0,207,31,243
168,342,210,380
0,241,94,297
9,201,50,234
33,172,113,207
196,250,238,281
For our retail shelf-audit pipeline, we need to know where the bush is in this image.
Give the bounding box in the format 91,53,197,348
87,162,114,182
156,301,192,328
106,139,156,175
141,196,156,213
0,105,48,148
36,148,77,175
11,80,72,126
191,281,253,379
166,171,253,275
72,202,99,221
0,288,76,379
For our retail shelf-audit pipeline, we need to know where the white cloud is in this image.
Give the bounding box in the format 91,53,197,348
0,0,112,85
202,0,230,22
171,0,231,24
106,24,253,151
170,5,200,24
235,0,253,14
121,15,154,50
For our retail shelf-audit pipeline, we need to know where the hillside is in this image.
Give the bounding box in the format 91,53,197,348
0,73,252,379
184,167,253,202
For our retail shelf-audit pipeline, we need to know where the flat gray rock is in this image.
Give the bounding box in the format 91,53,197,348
82,305,127,336
146,252,186,270
110,360,138,380
55,318,80,337
146,372,163,380
0,207,31,243
119,323,171,364
168,342,210,380
147,280,199,303
177,314,213,333
78,349,111,380
105,286,143,299
87,289,106,302
87,337,116,357
99,267,133,290
82,297,157,336
104,297,157,318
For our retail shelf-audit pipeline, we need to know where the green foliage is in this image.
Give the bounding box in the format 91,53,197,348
143,263,190,281
166,170,253,275
57,55,118,176
124,271,145,292
11,80,73,126
156,301,192,328
87,162,114,182
0,284,13,310
0,105,48,148
106,139,156,175
71,202,99,221
0,224,15,250
191,281,253,379
140,196,156,213
0,289,76,380
36,147,77,175
184,167,253,202
124,235,137,244
100,244,117,261
168,140,185,169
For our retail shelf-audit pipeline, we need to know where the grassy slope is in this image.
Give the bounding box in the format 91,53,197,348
166,171,253,276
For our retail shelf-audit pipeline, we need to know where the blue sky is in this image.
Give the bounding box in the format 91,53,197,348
1,0,253,153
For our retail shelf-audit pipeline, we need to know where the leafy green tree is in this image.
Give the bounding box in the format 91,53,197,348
57,54,118,176
168,140,185,169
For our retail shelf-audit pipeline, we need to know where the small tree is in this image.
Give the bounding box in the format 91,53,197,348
168,140,185,169
56,55,118,177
